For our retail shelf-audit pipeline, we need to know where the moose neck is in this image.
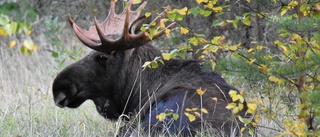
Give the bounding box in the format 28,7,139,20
112,44,163,114
112,44,204,117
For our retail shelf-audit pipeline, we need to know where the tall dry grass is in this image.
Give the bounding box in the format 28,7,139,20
0,19,121,136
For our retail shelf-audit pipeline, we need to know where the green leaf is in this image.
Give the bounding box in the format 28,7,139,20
52,16,59,25
233,18,239,29
280,6,288,16
201,10,212,17
173,113,179,120
151,61,158,68
51,52,59,58
167,13,176,20
0,14,10,26
179,52,185,60
189,37,199,46
242,16,250,26
175,14,184,21
21,46,27,55
238,116,252,125
189,7,200,16
10,22,18,33
211,20,221,27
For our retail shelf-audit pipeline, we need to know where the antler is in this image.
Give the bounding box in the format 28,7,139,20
68,0,176,53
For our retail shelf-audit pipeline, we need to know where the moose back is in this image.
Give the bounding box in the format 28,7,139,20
52,0,249,136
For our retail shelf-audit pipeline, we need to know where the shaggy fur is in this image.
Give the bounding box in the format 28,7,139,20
52,45,249,136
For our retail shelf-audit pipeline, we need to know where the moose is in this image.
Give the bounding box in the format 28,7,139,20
52,0,250,136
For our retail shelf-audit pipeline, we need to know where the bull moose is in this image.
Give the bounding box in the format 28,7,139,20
52,0,250,136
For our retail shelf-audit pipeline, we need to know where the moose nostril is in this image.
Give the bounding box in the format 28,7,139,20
56,98,66,108
54,92,67,108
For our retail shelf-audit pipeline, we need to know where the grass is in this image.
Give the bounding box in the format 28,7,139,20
0,21,120,136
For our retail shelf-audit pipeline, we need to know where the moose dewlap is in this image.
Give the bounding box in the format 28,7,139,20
52,0,249,136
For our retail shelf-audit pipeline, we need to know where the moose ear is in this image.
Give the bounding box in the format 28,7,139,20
129,15,151,34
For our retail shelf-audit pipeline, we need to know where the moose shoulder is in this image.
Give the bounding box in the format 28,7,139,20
52,0,250,136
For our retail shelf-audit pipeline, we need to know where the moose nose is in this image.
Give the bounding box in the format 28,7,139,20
54,92,67,108
52,78,75,108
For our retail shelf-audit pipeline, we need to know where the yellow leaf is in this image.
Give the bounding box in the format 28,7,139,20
315,2,320,12
132,0,142,4
288,1,298,9
231,94,239,102
156,113,166,121
212,6,223,12
269,76,280,83
238,103,244,111
159,19,168,29
10,40,16,48
229,45,238,51
229,90,237,97
220,21,228,27
212,97,218,101
280,45,288,54
246,59,255,65
196,88,206,96
191,108,198,111
232,107,239,114
247,48,254,53
251,122,257,127
258,64,269,73
201,108,208,114
226,20,233,23
180,27,189,35
284,130,293,135
23,39,34,50
196,0,209,4
229,43,240,51
164,29,171,37
194,111,201,117
247,103,257,114
145,12,151,18
177,7,188,15
32,44,37,52
26,30,32,35
262,107,267,111
257,45,264,51
281,7,288,16
226,103,237,109
242,16,250,26
254,114,261,122
198,55,205,60
291,33,301,41
0,27,8,37
241,127,245,132
184,112,196,122
317,75,320,81
237,94,244,103
239,91,244,96
185,108,192,112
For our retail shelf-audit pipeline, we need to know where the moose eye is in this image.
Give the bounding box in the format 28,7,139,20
95,55,108,63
